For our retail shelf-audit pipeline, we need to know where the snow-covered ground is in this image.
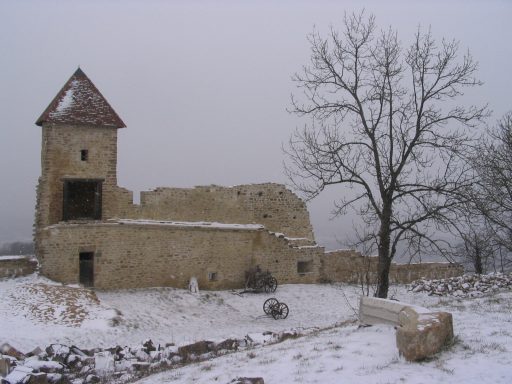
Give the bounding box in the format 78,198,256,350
1,274,511,383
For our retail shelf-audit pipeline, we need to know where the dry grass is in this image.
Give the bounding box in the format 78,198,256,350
10,283,101,326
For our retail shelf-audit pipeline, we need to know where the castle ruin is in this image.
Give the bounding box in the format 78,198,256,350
33,68,462,289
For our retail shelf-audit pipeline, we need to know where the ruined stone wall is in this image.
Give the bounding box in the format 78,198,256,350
321,250,463,284
389,262,463,283
127,184,315,240
320,250,365,283
0,256,38,278
38,221,323,290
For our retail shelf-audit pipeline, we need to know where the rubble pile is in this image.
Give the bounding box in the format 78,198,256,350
409,272,512,297
0,330,302,384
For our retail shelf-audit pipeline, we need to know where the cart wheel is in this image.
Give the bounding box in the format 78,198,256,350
263,298,279,315
269,277,278,292
272,302,289,320
254,279,264,291
264,277,278,293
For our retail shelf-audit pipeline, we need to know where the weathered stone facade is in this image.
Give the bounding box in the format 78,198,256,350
33,68,462,290
39,221,322,289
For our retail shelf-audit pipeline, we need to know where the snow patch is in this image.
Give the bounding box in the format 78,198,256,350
54,80,77,113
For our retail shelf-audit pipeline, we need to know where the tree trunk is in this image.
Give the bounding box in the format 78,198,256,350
474,244,483,274
376,203,392,298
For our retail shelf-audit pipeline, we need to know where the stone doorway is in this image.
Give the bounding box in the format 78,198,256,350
79,252,94,287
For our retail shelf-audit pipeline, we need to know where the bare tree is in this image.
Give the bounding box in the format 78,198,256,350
286,12,487,297
469,112,512,271
454,223,495,274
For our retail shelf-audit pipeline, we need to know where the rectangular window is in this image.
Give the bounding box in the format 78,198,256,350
80,149,89,161
63,179,102,221
297,260,313,275
208,272,218,281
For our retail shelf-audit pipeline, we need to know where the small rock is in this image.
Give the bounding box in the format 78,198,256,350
26,372,48,384
46,373,63,384
70,346,89,357
85,374,100,383
230,378,265,384
0,356,12,378
94,351,114,377
215,339,239,352
178,340,215,360
23,359,64,374
5,365,34,384
26,347,44,358
0,343,25,360
45,345,70,363
131,362,150,372
412,285,423,293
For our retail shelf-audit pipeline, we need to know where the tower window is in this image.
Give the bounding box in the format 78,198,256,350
80,150,89,161
63,179,102,221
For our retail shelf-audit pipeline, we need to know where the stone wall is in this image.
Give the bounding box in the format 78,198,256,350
130,184,315,240
321,250,463,285
0,256,37,278
38,220,324,290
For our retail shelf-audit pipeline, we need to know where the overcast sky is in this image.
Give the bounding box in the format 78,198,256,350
0,0,510,250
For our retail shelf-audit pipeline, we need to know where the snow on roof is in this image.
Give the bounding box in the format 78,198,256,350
35,68,126,128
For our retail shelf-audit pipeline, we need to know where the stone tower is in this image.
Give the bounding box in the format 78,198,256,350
34,68,126,262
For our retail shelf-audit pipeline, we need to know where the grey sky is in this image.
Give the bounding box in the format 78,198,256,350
0,0,510,249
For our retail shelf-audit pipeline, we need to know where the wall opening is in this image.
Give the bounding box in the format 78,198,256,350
297,260,313,275
208,272,218,281
79,252,94,287
80,149,89,161
63,180,102,221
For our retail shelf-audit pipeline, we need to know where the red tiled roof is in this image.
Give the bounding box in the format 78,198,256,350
36,68,126,128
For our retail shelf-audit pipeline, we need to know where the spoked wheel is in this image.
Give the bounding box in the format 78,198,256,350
263,298,279,315
253,278,264,291
272,302,289,320
264,277,278,293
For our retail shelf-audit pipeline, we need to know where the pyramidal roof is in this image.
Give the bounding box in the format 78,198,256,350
36,68,126,128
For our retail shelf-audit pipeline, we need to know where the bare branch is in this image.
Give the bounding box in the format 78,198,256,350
285,12,487,297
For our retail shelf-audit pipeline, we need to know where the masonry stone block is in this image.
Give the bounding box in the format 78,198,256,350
396,310,454,361
359,296,454,362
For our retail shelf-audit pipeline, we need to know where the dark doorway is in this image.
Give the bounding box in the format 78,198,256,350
63,180,102,221
79,252,94,287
